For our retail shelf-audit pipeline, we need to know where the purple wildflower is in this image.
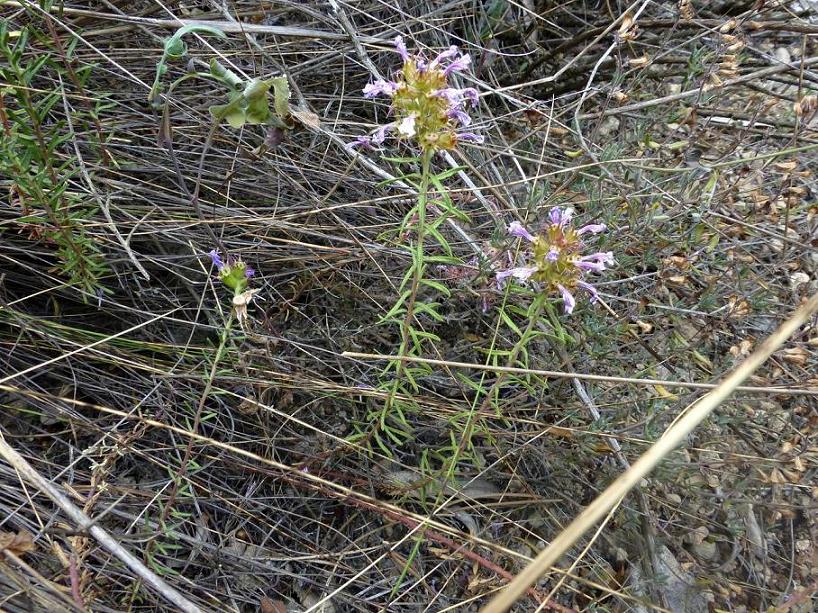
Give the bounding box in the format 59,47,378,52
347,134,374,150
548,206,573,227
373,122,396,145
394,36,409,61
432,46,460,68
209,249,254,294
508,221,535,242
578,223,606,235
575,252,615,272
350,35,481,152
496,266,538,286
456,132,484,143
397,114,418,137
448,107,471,126
444,53,472,76
435,87,478,108
577,280,599,303
363,79,398,98
209,249,225,271
495,207,613,314
557,285,576,314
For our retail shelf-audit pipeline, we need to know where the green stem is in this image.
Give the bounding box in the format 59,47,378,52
151,310,234,538
385,150,434,412
441,294,549,486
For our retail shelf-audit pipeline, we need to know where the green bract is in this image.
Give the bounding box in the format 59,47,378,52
208,60,291,129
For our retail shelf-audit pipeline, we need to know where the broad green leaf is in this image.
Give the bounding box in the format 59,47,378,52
243,79,272,125
269,76,291,119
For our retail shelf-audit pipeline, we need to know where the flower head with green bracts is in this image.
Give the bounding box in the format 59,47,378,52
208,249,258,330
350,36,482,152
209,249,254,294
497,207,613,314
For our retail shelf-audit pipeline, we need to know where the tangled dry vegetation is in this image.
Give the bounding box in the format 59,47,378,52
2,1,818,611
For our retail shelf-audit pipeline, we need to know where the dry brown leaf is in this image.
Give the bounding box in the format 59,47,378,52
617,14,639,42
260,597,287,613
727,296,750,319
778,347,809,366
291,109,321,130
729,339,754,358
612,90,629,104
0,530,35,556
720,19,736,33
628,54,649,68
794,95,818,117
678,0,695,19
774,161,798,173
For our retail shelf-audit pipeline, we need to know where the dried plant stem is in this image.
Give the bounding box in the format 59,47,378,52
481,292,818,612
340,353,818,396
0,435,202,613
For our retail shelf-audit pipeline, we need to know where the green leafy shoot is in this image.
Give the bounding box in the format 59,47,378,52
148,25,226,104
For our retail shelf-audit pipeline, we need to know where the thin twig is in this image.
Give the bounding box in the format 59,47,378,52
0,435,202,613
340,352,818,396
481,292,818,612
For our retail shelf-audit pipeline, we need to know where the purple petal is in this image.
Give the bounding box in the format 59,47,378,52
574,251,615,272
433,45,459,67
444,53,471,76
372,122,396,145
347,134,374,150
583,251,615,265
557,284,576,314
460,87,479,107
508,221,535,242
457,132,484,144
546,246,560,262
577,223,606,235
548,207,573,227
496,266,538,287
434,87,463,106
574,260,605,272
244,266,255,278
208,249,224,271
394,36,409,61
363,79,397,98
448,107,471,126
577,280,598,303
434,87,478,108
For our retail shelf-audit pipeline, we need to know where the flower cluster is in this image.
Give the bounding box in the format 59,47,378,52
496,208,613,314
209,249,254,293
209,249,258,328
351,36,482,152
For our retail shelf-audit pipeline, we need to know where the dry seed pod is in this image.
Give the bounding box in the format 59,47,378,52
679,0,695,19
612,90,629,104
720,19,737,33
617,13,639,42
703,72,723,91
629,54,649,68
794,95,818,117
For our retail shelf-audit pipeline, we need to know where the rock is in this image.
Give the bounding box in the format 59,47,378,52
692,540,718,561
598,116,620,137
774,47,792,64
628,546,710,612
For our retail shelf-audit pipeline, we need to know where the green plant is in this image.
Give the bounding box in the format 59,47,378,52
347,36,483,455
0,16,108,296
